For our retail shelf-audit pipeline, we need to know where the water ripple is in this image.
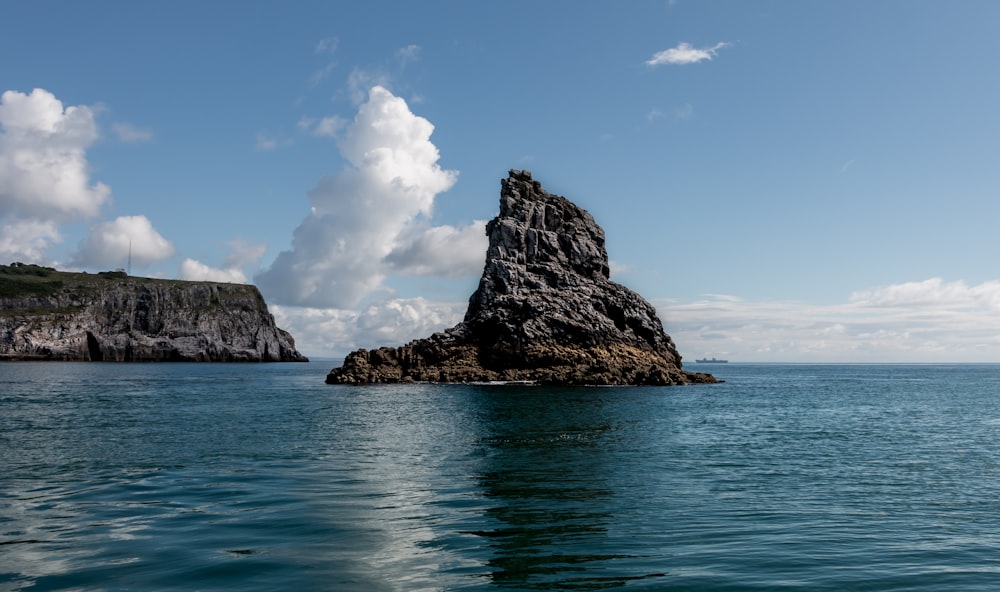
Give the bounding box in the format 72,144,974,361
3,363,1000,590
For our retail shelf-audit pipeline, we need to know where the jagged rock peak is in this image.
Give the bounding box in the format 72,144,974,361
464,170,609,324
326,170,714,386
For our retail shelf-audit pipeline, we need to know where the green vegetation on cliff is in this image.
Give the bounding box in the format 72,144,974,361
0,263,307,362
0,263,63,298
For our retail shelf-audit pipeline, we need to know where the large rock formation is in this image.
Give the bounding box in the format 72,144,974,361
327,170,713,386
0,264,307,362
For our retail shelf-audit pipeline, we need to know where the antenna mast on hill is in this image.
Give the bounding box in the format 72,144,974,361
128,240,132,276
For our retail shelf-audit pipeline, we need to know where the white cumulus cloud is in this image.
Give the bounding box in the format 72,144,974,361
271,297,466,357
385,221,487,277
180,258,248,284
0,219,61,263
646,42,729,66
72,215,175,269
0,88,110,224
178,239,265,284
256,85,485,309
0,88,120,263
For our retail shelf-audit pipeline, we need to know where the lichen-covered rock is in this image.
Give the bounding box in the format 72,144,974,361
0,268,307,362
327,170,713,386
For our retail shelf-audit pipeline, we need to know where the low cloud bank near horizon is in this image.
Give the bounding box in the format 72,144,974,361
659,278,1000,364
273,277,1000,362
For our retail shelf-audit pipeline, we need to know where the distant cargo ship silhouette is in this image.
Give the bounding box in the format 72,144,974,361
695,357,728,363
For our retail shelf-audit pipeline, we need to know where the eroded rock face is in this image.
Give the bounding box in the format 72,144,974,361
327,170,713,386
0,272,307,362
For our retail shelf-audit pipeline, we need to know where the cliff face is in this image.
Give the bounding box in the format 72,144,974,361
0,266,307,362
327,170,713,386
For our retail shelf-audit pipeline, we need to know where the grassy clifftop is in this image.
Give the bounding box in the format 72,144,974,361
0,263,307,362
0,263,217,300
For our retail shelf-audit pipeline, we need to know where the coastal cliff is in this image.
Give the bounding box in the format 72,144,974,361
0,264,307,362
327,170,713,386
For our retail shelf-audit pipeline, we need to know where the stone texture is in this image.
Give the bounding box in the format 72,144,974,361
327,170,713,386
0,269,307,362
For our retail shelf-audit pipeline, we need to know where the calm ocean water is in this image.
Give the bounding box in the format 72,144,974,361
3,362,1000,591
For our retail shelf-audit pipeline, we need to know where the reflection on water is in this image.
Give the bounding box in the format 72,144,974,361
6,364,1000,590
466,386,667,589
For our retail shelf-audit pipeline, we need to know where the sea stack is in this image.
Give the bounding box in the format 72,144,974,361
327,170,714,386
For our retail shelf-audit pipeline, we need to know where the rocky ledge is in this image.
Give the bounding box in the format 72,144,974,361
0,264,307,362
327,170,713,386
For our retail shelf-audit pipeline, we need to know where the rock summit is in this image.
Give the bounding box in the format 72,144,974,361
327,170,714,386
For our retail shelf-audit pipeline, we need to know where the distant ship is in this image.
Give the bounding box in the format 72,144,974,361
695,357,728,363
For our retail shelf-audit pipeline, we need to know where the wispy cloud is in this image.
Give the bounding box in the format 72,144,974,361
346,68,392,104
255,131,292,151
396,44,421,67
646,41,729,66
609,259,634,277
308,36,339,86
850,277,1000,309
255,132,278,151
298,115,347,138
315,37,338,55
111,121,153,143
308,62,338,87
673,102,695,119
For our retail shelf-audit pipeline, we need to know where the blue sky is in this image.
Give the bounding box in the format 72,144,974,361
3,0,1000,362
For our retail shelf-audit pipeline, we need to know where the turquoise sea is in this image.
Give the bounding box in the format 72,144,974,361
3,362,1000,590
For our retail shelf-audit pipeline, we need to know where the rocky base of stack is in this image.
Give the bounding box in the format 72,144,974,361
326,333,715,385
